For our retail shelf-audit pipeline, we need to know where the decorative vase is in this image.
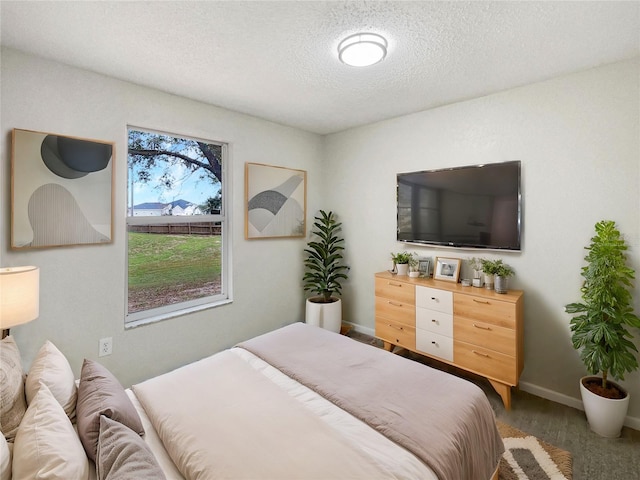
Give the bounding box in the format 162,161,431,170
396,264,409,276
484,273,494,290
494,276,508,294
579,376,630,438
305,297,342,333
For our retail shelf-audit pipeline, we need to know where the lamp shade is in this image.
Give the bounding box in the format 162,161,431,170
0,266,39,329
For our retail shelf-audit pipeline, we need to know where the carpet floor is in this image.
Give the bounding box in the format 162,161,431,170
346,330,640,480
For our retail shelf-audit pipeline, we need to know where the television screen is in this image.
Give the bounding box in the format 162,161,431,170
397,161,521,251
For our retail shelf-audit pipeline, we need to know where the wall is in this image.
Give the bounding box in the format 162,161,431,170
324,59,640,426
0,48,324,386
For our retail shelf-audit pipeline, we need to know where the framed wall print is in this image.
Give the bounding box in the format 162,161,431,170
434,257,462,283
245,162,306,239
11,129,114,249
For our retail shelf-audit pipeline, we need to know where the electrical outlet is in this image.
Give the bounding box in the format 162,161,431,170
99,337,113,357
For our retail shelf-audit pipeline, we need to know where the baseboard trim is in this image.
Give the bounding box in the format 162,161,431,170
344,321,375,337
519,381,640,432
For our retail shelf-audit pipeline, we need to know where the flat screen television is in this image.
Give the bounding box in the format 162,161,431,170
397,161,521,251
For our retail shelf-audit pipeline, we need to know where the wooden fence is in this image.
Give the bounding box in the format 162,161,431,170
128,222,221,236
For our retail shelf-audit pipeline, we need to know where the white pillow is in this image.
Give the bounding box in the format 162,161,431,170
25,340,77,420
0,336,26,441
12,384,89,480
0,431,10,480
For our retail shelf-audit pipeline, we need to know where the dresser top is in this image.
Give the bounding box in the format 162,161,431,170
375,271,523,302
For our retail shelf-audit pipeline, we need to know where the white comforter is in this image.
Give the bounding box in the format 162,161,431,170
132,347,436,479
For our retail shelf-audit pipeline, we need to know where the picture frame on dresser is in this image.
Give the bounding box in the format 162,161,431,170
418,258,431,277
434,257,461,282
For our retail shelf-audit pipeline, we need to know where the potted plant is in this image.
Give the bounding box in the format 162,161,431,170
468,257,485,287
565,220,640,437
408,255,421,277
480,258,499,290
303,210,349,333
390,251,415,276
493,261,514,294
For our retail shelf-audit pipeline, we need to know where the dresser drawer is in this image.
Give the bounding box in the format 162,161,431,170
416,330,454,362
454,340,516,385
375,277,415,305
375,296,414,326
454,317,516,356
375,319,415,350
416,286,452,314
454,293,516,328
416,308,453,337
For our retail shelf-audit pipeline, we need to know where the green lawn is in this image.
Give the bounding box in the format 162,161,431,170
128,233,222,312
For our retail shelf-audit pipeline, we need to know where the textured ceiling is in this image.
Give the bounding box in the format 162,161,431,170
1,1,639,134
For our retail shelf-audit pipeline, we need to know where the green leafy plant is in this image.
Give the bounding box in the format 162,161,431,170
565,220,640,390
494,261,514,278
479,258,513,277
390,251,415,265
303,211,349,303
480,258,500,275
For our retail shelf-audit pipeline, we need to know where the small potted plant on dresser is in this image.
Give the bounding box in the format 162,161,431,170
390,252,415,276
303,210,349,333
468,257,485,287
480,259,499,290
494,261,514,294
408,255,421,278
565,220,640,437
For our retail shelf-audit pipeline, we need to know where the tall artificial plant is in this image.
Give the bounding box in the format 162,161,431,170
565,220,640,391
303,211,349,303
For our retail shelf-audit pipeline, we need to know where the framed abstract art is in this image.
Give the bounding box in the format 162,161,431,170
11,129,114,249
245,163,306,239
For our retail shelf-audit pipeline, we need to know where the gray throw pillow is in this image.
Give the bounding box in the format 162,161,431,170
76,359,144,461
96,416,166,480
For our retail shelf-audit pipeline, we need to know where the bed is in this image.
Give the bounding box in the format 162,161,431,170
1,323,503,480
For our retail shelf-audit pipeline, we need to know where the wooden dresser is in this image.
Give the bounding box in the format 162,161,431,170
375,271,524,409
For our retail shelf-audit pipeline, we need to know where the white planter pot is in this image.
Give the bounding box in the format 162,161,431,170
484,273,494,290
580,376,630,438
305,297,342,333
396,264,409,276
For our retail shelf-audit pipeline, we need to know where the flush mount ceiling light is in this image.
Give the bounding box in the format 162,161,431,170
338,32,387,67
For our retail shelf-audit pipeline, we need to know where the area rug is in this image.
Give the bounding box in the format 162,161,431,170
497,421,573,480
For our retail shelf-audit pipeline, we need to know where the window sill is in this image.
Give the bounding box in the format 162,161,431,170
125,298,233,330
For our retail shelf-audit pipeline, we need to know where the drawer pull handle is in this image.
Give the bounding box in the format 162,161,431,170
388,282,403,287
473,323,491,330
388,301,403,307
472,299,490,305
431,341,438,346
472,350,490,358
388,324,404,331
430,297,439,302
431,319,439,324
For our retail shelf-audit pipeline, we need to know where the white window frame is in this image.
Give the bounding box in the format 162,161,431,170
125,129,231,328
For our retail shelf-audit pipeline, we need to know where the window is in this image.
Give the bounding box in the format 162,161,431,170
126,127,229,325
